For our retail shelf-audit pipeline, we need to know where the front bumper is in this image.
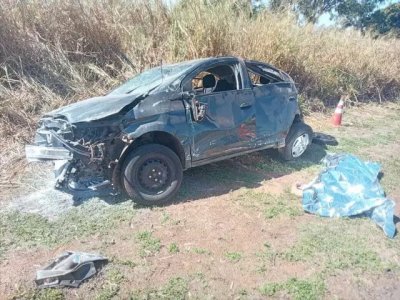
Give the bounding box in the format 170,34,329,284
25,117,110,190
25,145,73,162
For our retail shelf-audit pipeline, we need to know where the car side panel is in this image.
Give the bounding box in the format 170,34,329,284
190,91,239,161
235,88,257,148
253,82,298,146
122,94,193,168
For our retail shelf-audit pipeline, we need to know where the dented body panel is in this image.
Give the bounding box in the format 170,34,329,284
45,94,139,123
253,82,298,144
26,56,307,192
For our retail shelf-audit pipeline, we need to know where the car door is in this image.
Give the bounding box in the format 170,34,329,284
190,90,239,160
247,62,297,146
182,60,255,162
234,87,257,149
253,82,294,144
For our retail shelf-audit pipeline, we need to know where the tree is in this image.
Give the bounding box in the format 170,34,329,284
268,0,387,33
365,2,400,37
268,0,338,23
297,0,337,23
268,0,296,12
335,0,385,31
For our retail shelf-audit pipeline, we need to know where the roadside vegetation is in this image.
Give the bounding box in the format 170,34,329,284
1,0,400,185
0,0,399,299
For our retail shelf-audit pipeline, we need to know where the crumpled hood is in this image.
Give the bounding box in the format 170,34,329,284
45,93,141,123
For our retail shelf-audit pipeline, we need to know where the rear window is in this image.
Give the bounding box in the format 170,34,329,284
245,61,285,85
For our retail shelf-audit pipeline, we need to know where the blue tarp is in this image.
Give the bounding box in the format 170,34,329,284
302,154,396,238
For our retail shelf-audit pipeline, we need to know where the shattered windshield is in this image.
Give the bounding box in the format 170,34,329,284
109,61,196,95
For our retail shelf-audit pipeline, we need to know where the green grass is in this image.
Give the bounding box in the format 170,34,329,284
161,211,170,224
331,133,397,154
264,200,302,219
379,158,400,193
283,220,392,273
96,268,125,300
256,242,280,273
255,146,323,175
236,190,303,219
238,288,248,297
168,243,180,254
225,251,242,263
136,231,161,257
157,277,188,299
260,277,325,300
191,247,212,255
113,258,137,268
0,200,135,256
23,288,65,300
130,277,188,300
325,104,400,156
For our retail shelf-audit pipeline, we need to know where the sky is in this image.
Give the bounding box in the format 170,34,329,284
317,13,335,27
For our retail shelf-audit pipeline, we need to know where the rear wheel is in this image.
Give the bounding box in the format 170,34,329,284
122,144,183,206
279,122,312,161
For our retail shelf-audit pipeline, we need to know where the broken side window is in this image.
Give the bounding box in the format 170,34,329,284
247,70,272,86
245,61,285,85
190,64,239,95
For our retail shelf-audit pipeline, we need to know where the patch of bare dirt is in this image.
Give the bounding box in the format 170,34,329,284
0,188,311,299
325,270,400,300
97,196,308,298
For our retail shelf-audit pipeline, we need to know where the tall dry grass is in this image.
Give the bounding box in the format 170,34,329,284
0,0,399,184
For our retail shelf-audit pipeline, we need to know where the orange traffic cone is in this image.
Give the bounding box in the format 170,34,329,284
332,97,344,127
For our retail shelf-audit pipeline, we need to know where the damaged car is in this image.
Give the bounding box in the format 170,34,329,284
26,56,313,205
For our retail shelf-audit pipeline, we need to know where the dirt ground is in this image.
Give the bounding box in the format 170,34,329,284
1,102,400,299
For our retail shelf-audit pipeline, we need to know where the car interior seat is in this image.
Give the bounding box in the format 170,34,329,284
213,79,234,92
202,74,216,94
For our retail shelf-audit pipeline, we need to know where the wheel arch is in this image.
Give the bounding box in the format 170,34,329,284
112,130,186,189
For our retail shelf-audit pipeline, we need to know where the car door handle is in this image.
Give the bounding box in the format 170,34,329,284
240,102,252,109
289,97,296,102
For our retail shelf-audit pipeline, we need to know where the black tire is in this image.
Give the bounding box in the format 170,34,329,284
121,144,183,206
279,122,313,161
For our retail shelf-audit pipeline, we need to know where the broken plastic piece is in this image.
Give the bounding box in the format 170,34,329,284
35,251,107,288
312,132,338,146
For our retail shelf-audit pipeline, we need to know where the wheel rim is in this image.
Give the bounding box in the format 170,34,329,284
291,133,309,158
137,159,170,194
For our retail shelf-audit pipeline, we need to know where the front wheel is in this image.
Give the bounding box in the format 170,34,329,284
121,144,183,206
279,122,313,161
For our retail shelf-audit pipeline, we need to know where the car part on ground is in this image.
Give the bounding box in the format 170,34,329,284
302,153,396,238
35,251,107,288
312,132,338,146
25,56,313,205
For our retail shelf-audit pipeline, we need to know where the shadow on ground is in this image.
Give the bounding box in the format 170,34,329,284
175,142,327,203
68,142,328,206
